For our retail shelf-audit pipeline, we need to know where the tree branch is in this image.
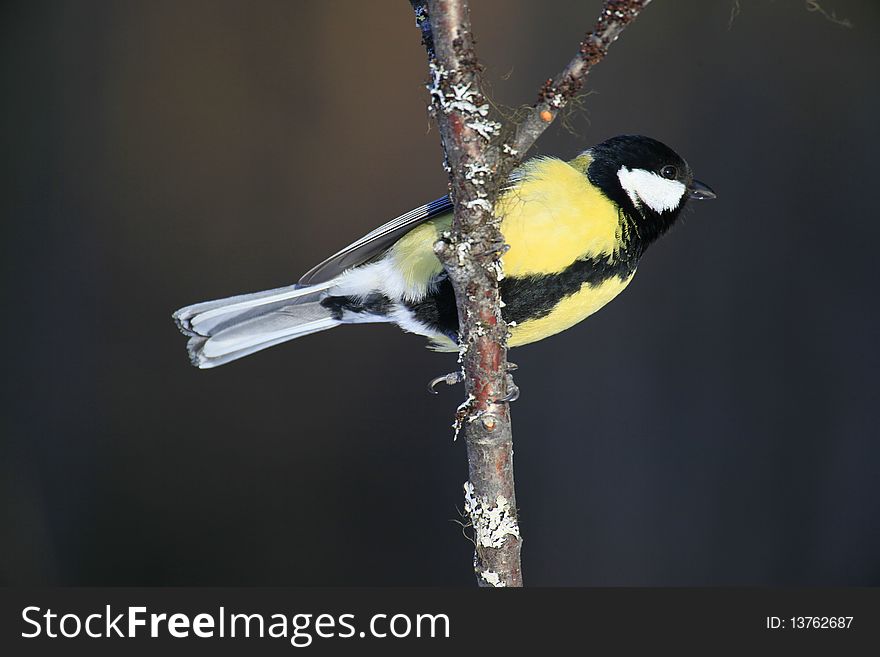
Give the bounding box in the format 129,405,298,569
410,0,651,587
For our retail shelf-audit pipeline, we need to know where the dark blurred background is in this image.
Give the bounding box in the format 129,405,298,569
2,0,879,586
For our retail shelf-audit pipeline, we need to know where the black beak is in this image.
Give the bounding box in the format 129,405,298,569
688,179,716,200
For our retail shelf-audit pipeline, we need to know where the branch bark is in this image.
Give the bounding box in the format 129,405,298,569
410,0,652,587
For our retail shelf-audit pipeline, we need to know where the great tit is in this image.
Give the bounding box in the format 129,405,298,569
174,135,715,368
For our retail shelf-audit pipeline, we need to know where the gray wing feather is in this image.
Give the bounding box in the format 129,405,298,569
298,196,452,285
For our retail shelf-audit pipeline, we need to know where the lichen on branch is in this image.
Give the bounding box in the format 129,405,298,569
409,0,652,588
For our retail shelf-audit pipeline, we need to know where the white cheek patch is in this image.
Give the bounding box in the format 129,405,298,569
617,166,687,214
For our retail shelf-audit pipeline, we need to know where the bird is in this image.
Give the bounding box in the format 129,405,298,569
173,134,715,370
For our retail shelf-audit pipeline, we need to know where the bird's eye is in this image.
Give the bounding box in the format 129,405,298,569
660,165,678,179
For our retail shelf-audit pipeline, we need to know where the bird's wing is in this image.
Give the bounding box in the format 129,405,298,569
298,195,453,285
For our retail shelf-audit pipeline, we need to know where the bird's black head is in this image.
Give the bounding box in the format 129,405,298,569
584,134,715,248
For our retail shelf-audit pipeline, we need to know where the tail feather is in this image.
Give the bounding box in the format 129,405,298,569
183,330,327,369
200,307,338,359
173,282,342,369
174,280,336,336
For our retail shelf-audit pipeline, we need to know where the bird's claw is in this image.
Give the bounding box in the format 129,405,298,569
492,373,520,404
428,371,465,394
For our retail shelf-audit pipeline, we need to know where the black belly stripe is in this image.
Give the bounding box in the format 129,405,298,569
500,254,637,325
401,253,638,341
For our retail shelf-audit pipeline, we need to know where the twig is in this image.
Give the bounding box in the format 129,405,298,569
508,0,652,164
410,0,652,587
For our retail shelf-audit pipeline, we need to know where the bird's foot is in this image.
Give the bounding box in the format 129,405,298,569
428,362,519,399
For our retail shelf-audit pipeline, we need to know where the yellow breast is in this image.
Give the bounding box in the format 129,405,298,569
497,156,622,276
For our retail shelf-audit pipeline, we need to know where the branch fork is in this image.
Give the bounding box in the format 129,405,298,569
410,0,651,587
